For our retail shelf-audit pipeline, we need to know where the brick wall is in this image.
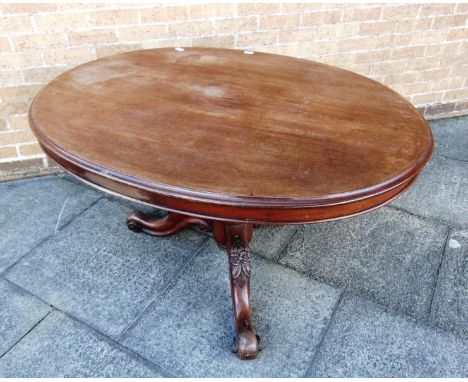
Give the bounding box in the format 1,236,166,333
1,3,467,180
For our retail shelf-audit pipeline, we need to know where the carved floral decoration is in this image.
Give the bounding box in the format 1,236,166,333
230,235,252,287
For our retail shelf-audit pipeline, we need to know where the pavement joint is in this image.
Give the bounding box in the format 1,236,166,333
305,288,346,376
0,309,52,359
118,235,211,341
427,229,452,321
0,195,105,278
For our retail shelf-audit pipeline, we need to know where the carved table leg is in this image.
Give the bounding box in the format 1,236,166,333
127,213,259,360
214,222,260,360
127,210,211,236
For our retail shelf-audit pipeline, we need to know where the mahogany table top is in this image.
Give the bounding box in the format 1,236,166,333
29,48,433,223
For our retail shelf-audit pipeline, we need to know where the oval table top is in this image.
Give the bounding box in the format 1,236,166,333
29,47,433,223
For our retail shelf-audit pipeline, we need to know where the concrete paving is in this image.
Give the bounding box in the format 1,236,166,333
0,116,467,377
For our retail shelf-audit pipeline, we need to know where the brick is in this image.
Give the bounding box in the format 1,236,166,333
0,85,41,103
454,99,468,111
398,82,433,95
12,32,67,51
280,4,322,13
420,4,456,16
381,4,420,20
411,30,448,45
260,14,300,30
279,28,319,43
0,146,17,160
19,142,43,157
43,47,96,65
355,49,391,64
0,130,36,146
342,7,382,22
95,43,144,59
189,3,236,19
359,21,395,35
395,18,432,33
334,23,357,40
0,70,23,87
448,27,467,41
8,114,29,130
316,25,340,41
301,41,339,56
302,11,342,26
444,88,468,101
374,34,412,49
0,51,42,69
391,45,426,59
237,3,280,16
142,38,191,49
140,5,188,23
68,29,118,46
0,119,6,131
426,42,460,57
214,17,257,34
418,68,451,82
318,53,355,67
425,102,455,116
339,37,376,52
431,77,465,91
0,37,11,52
0,15,34,33
237,31,278,47
432,15,466,29
411,92,443,105
258,44,301,57
34,13,89,30
23,66,68,84
383,72,418,86
57,4,108,11
192,35,235,48
0,157,51,180
168,21,213,38
118,25,167,42
455,3,468,13
0,101,29,117
89,10,139,26
0,3,56,14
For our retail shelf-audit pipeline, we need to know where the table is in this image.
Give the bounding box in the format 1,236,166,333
29,47,433,360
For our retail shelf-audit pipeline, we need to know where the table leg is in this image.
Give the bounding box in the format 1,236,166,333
213,222,260,360
127,212,260,360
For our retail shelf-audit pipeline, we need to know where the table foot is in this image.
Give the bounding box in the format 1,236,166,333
126,210,211,236
215,222,260,360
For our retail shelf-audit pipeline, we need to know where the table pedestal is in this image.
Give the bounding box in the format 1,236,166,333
127,210,261,360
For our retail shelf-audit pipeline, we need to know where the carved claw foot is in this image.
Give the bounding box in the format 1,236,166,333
126,210,211,237
232,332,261,360
214,222,260,360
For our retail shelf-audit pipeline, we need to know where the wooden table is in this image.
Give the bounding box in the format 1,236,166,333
29,47,433,360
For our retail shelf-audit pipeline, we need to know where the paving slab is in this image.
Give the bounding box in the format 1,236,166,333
121,240,341,377
430,116,468,161
0,311,164,377
5,199,207,338
279,207,447,319
0,175,102,272
390,155,468,227
250,225,298,261
308,295,468,377
0,278,51,356
430,230,468,337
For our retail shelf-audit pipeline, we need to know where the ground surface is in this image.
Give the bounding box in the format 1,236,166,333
0,116,467,377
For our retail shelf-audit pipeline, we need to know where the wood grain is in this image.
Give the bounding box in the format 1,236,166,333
29,47,433,223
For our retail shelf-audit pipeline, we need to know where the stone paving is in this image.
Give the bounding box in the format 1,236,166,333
0,116,467,377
